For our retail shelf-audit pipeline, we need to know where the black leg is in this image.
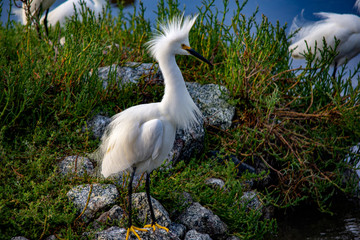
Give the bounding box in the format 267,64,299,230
128,167,136,227
44,8,50,37
146,172,156,224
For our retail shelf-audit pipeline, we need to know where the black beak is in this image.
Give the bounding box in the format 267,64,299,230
185,48,213,67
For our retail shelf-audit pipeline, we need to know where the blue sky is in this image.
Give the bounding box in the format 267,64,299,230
128,0,358,27
3,0,358,26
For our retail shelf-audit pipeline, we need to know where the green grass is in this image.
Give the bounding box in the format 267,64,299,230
1,0,360,239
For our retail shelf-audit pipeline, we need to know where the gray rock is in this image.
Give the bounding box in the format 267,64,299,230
132,192,171,227
95,226,127,240
344,142,360,164
169,223,187,239
165,122,205,168
205,178,225,189
186,82,234,130
11,237,29,240
97,63,162,89
181,192,194,206
44,235,56,240
239,191,262,211
95,226,180,240
178,202,228,238
226,236,240,240
343,143,360,196
93,205,125,229
58,155,94,177
184,230,212,240
141,227,182,240
117,171,145,188
170,192,194,218
84,115,111,139
342,167,360,198
67,184,119,222
140,228,181,240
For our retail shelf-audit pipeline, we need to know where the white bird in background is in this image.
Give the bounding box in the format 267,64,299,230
14,0,57,35
95,14,212,240
41,0,107,27
289,0,360,77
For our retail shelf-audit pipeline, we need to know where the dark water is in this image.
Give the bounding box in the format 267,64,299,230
277,201,360,240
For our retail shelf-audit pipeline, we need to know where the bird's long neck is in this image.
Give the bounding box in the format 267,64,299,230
158,53,202,129
160,54,187,102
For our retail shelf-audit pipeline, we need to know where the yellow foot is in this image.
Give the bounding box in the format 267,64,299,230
143,222,169,233
126,225,148,240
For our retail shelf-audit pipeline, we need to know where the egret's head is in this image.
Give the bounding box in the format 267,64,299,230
146,14,212,66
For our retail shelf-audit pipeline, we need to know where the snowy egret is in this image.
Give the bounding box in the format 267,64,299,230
42,0,107,27
14,0,57,36
95,14,212,240
289,1,360,77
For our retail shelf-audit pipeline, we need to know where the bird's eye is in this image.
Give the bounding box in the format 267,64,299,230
181,44,191,50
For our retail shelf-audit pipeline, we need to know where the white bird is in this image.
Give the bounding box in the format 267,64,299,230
42,0,107,27
14,0,57,35
95,14,212,240
289,1,360,77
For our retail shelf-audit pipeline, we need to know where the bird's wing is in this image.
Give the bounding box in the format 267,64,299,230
43,0,79,26
135,119,164,161
100,118,164,177
42,0,57,11
289,12,356,58
335,33,360,65
356,0,360,12
12,5,26,24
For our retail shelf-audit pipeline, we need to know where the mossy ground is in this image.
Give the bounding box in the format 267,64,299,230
1,0,359,239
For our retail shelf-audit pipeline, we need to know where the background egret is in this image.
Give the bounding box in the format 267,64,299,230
95,14,212,240
14,0,57,36
288,0,360,77
42,0,107,27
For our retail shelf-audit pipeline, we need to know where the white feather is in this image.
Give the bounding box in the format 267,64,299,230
147,14,202,130
41,0,107,27
356,0,360,12
289,8,360,67
13,0,57,24
99,103,175,177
